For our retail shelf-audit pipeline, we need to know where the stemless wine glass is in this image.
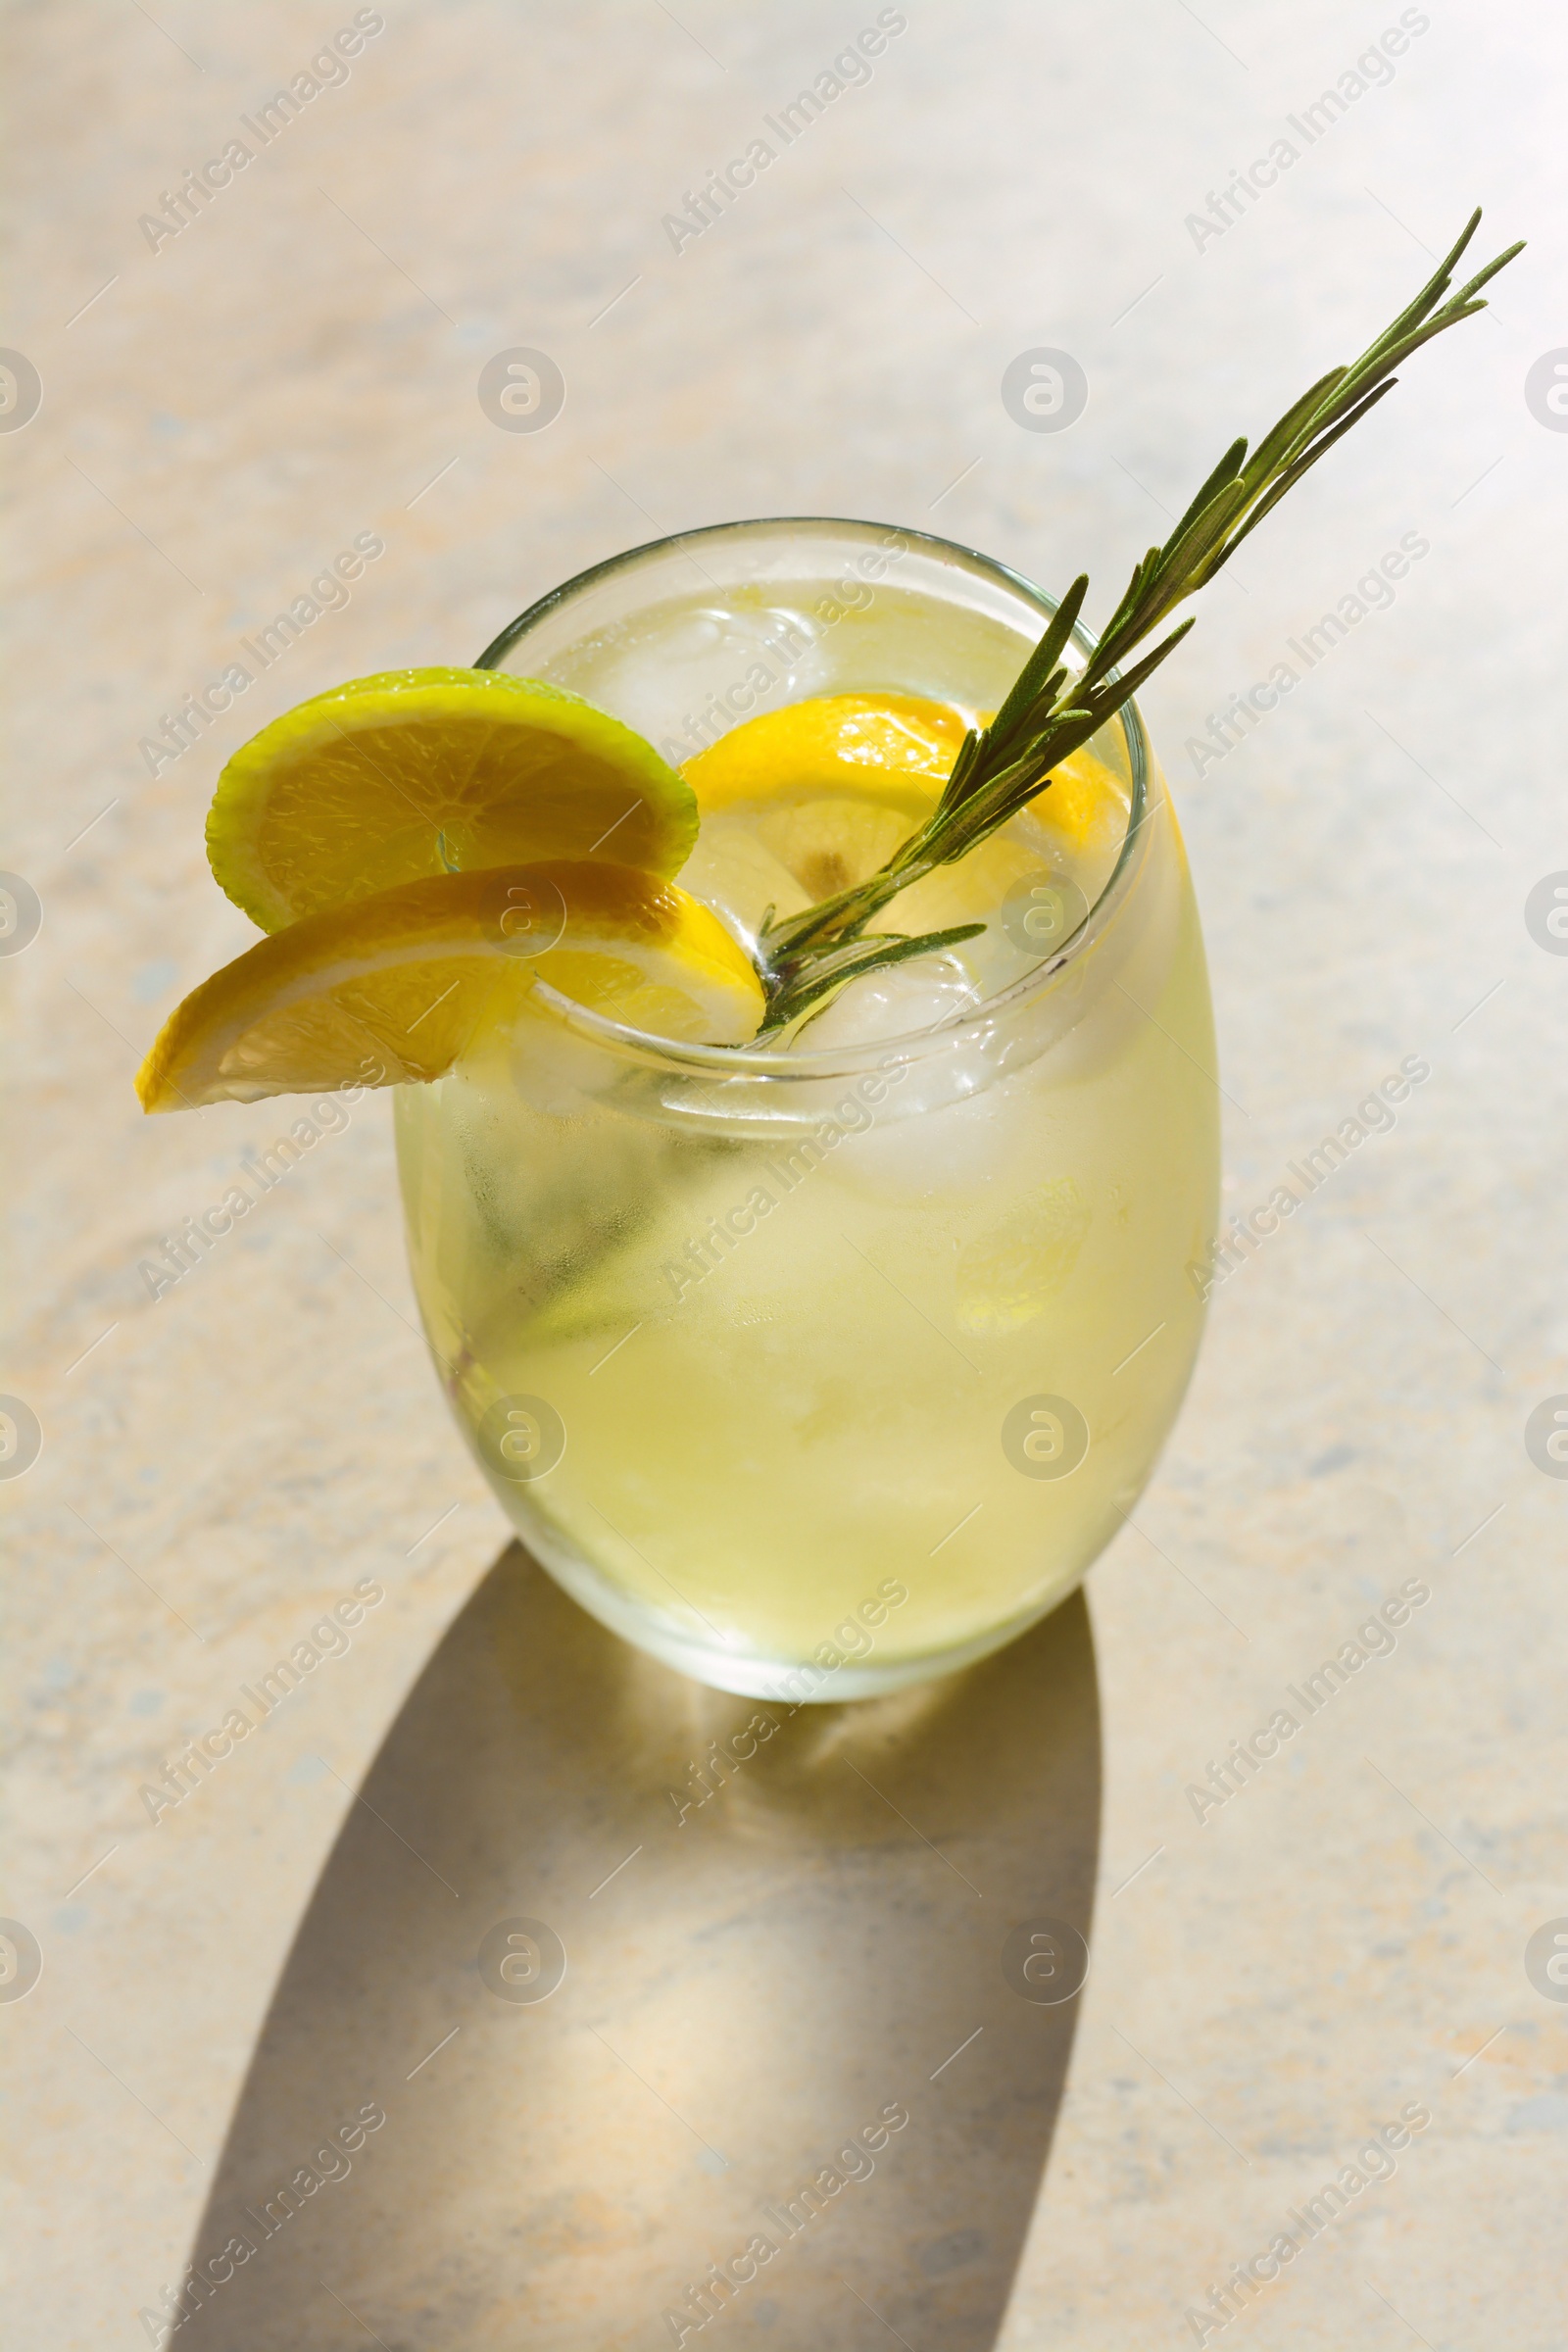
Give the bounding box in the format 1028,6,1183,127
395,518,1219,1698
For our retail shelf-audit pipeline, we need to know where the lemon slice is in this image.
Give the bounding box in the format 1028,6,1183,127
1029,745,1128,853
684,691,970,814
686,687,1126,886
207,669,700,932
684,692,963,905
136,862,763,1111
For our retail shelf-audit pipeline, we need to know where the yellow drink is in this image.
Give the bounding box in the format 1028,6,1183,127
396,521,1219,1696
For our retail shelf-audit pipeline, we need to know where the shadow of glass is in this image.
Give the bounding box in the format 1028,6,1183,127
180,1545,1100,2351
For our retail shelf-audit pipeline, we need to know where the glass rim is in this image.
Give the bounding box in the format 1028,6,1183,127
473,514,1154,1081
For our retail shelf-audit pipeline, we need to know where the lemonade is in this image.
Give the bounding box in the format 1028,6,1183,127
137,220,1519,1696
393,521,1219,1695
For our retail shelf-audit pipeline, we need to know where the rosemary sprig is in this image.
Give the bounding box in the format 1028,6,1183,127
758,207,1522,1030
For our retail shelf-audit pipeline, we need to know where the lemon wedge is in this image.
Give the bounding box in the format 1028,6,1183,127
136,862,763,1111
207,668,700,932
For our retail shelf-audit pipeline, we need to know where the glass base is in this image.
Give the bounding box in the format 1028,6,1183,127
517,1515,1082,1699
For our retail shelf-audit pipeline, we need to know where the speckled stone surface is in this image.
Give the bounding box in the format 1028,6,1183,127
4,3,1566,2346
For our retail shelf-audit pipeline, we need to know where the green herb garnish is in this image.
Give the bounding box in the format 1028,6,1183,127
757,208,1522,1032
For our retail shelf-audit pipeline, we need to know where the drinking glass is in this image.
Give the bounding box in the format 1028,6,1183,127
395,518,1219,1697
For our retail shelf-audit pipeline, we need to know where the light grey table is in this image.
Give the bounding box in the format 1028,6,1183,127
5,4,1565,2345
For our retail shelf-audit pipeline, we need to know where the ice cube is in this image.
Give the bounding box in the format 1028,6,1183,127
794,956,983,1050
556,600,835,757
